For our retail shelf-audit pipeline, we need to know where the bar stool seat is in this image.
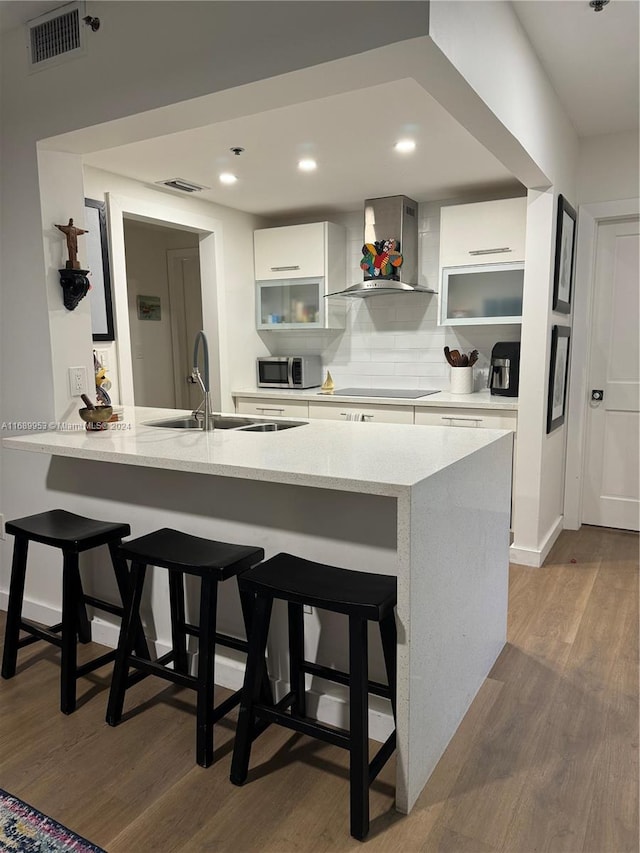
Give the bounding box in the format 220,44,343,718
230,553,397,841
106,528,265,768
1,509,140,715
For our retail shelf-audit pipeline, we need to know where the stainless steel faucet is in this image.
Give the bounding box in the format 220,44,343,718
191,330,214,430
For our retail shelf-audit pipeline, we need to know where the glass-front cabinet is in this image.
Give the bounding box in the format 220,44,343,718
254,221,346,330
438,197,526,326
257,278,325,329
440,262,524,326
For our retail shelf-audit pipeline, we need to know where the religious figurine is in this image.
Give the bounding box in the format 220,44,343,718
55,218,88,269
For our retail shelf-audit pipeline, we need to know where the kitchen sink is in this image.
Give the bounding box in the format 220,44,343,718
144,415,307,432
237,421,303,432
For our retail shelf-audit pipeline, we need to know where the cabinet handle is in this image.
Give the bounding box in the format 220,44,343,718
270,265,300,271
340,413,374,420
256,406,285,413
468,247,511,256
441,416,483,425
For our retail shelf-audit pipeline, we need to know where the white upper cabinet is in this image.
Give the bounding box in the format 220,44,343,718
439,197,527,326
439,197,527,267
254,222,335,280
254,222,346,330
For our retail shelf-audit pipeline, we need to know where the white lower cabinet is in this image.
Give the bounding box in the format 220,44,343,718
414,408,517,431
235,398,309,419
308,402,414,424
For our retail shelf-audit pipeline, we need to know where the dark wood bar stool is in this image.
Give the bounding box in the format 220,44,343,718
230,553,397,841
106,528,265,768
1,509,143,715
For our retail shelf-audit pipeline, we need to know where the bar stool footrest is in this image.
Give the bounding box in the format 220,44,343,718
369,731,396,783
75,649,117,677
82,595,124,618
128,656,196,689
255,703,351,749
302,661,393,701
17,619,63,648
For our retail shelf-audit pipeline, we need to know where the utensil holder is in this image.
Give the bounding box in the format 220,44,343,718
450,366,474,394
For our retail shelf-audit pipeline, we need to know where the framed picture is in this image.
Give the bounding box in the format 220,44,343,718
137,294,162,321
547,325,571,433
552,194,577,314
84,198,115,341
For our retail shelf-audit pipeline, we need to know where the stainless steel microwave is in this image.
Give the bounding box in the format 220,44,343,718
257,356,322,389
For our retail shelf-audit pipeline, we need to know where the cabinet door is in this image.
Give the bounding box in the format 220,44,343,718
236,398,309,418
440,262,524,326
414,408,517,430
309,402,414,424
254,223,326,280
440,197,527,267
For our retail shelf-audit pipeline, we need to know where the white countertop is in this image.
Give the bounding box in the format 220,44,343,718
232,387,518,410
3,406,512,498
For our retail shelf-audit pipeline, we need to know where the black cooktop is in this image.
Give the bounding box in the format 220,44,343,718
330,388,440,399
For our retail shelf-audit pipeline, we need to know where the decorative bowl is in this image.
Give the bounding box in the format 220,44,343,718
79,405,113,424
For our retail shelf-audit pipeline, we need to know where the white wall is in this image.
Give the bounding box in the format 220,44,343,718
577,130,639,205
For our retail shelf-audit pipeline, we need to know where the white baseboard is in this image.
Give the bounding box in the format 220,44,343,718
509,515,564,567
1,596,393,743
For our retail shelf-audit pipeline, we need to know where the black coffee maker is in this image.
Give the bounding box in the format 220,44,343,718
489,342,521,397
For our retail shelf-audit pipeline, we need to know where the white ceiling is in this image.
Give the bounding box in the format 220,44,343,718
2,0,638,217
513,0,639,137
83,79,522,216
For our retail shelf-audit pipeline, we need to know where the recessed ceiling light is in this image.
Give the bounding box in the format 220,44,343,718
219,172,238,185
394,139,416,154
298,159,317,172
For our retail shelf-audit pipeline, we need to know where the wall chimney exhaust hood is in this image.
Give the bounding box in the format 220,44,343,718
327,195,436,298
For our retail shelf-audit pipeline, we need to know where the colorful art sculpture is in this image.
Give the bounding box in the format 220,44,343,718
360,239,403,279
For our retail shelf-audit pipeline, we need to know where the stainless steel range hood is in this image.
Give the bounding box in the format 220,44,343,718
327,195,436,298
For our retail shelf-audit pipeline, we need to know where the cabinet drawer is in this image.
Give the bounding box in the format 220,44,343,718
235,398,309,418
309,402,414,424
414,408,517,430
254,223,326,280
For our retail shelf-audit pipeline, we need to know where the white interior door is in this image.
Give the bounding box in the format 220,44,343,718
582,217,640,530
167,248,203,410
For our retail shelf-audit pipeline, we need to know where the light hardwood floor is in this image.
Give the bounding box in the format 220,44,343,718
0,526,637,852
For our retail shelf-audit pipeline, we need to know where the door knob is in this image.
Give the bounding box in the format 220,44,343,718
591,389,604,401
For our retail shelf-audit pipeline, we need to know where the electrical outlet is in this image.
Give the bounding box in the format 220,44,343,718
0,514,5,540
68,366,87,397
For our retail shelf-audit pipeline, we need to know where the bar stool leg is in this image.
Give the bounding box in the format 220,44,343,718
379,613,397,720
108,541,151,661
168,570,189,675
1,537,29,680
106,561,147,726
239,584,273,707
72,561,92,644
349,615,369,841
288,602,306,717
230,593,273,786
196,575,218,767
61,552,81,714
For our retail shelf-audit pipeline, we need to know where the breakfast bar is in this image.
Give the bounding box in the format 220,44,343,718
3,407,512,813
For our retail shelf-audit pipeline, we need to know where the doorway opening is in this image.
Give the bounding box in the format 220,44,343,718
123,218,203,409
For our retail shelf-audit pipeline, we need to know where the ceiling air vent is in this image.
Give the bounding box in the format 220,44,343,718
155,178,209,194
27,2,86,73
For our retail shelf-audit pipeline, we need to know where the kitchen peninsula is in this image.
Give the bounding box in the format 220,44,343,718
3,407,512,813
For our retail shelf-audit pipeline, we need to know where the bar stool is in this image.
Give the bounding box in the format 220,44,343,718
1,509,143,714
230,553,397,841
106,528,265,768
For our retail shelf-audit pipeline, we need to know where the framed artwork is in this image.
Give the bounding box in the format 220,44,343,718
552,194,577,314
547,325,571,433
137,295,162,321
84,198,115,341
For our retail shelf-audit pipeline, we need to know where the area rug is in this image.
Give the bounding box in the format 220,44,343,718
0,788,106,852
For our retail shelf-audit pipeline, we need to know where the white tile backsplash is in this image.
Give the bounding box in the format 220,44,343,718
261,199,521,391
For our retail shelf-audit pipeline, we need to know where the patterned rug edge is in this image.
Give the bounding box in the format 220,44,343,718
0,788,106,852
